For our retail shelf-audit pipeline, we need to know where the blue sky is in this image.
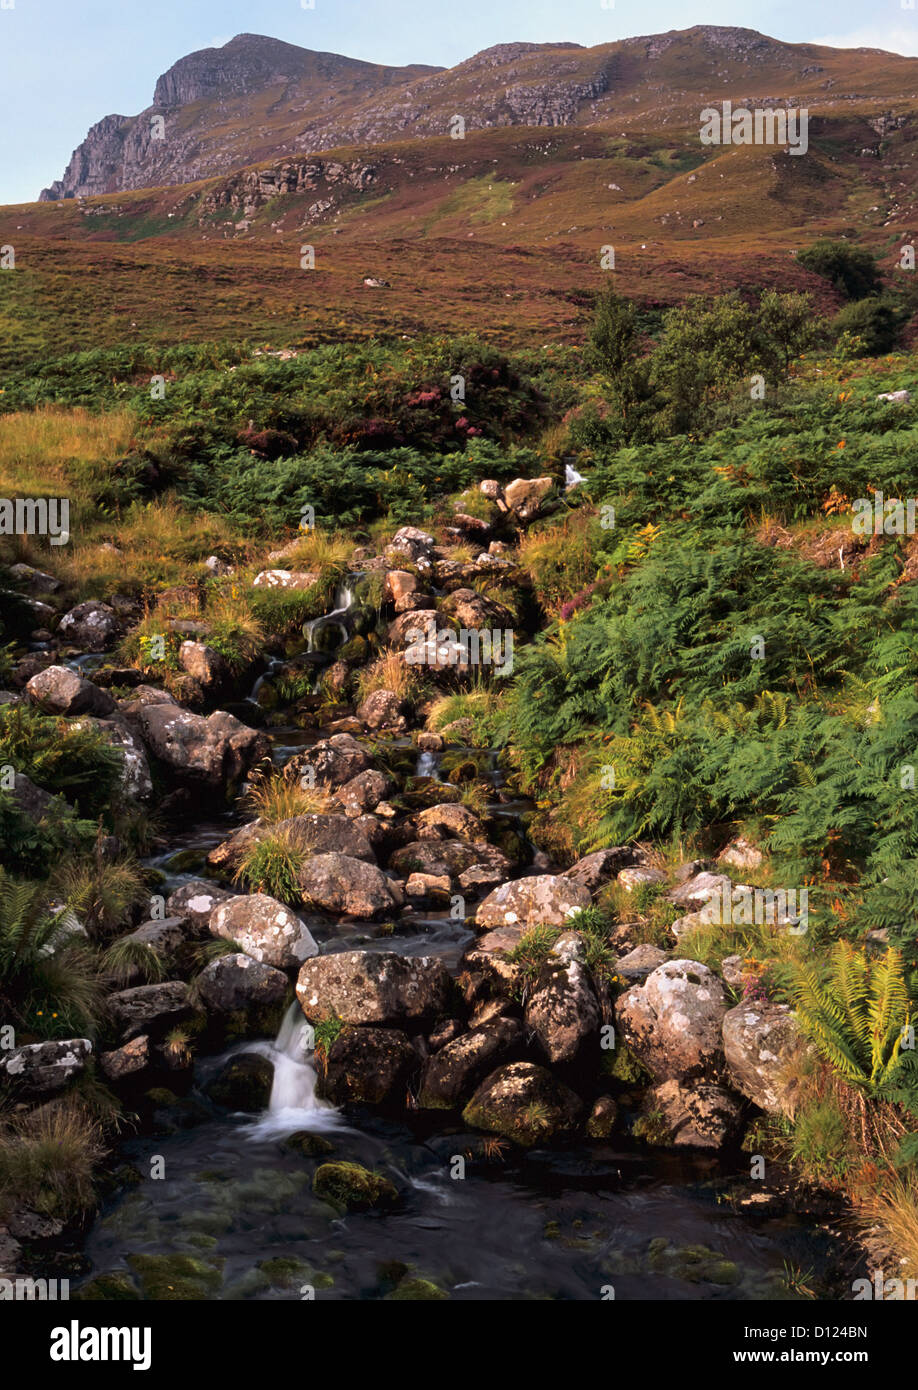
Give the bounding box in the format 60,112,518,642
1,0,916,204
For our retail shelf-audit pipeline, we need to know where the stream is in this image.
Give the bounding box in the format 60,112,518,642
73,585,851,1303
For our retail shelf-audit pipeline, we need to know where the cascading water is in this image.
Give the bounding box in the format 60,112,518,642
415,750,439,779
565,461,586,490
302,581,356,655
246,1002,342,1139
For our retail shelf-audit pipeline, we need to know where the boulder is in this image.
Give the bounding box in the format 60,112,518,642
296,950,452,1028
125,917,190,962
210,893,318,970
357,688,407,732
57,601,119,652
639,1080,744,1150
388,608,444,647
585,1095,619,1139
0,1038,92,1096
616,960,728,1083
99,1035,151,1084
252,569,319,589
503,476,554,522
284,733,371,789
8,563,60,595
717,837,764,872
416,803,485,842
668,871,732,911
108,982,193,1041
319,1027,418,1108
71,715,153,800
138,703,269,789
462,1062,582,1146
475,875,590,932
617,866,667,892
525,953,601,1067
561,847,637,892
722,1002,806,1115
418,1018,524,1109
25,666,116,716
166,880,234,932
390,839,509,883
440,588,515,630
385,526,435,563
195,954,289,1015
297,853,398,918
206,812,376,876
615,944,669,983
206,1052,274,1111
178,641,228,692
405,872,452,904
335,769,393,815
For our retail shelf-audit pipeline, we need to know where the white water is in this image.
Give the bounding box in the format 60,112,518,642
302,582,355,655
245,1003,342,1139
565,462,586,490
415,750,439,778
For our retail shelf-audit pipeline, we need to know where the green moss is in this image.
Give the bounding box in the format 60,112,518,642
312,1161,398,1211
74,1271,141,1301
385,1276,449,1301
127,1252,224,1301
283,1131,335,1158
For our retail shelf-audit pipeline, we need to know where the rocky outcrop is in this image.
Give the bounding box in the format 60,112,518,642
137,702,269,790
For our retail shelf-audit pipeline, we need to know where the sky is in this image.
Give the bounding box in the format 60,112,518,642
1,0,916,204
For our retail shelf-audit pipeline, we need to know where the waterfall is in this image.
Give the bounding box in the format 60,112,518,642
416,750,439,779
246,1003,341,1138
302,582,355,654
565,462,586,490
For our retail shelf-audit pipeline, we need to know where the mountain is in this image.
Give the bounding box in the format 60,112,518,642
40,26,918,201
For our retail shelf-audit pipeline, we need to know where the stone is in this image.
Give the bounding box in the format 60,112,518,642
178,641,228,691
617,866,667,892
615,944,669,983
206,1052,274,1111
440,587,515,630
210,893,318,969
138,703,269,789
462,1062,583,1146
166,880,233,931
108,982,193,1041
99,1035,151,1084
503,476,554,522
252,569,319,589
668,871,732,911
475,874,590,931
296,950,451,1027
717,838,764,872
585,1095,619,1139
390,839,509,883
561,847,637,891
0,1038,92,1096
284,732,370,789
615,960,728,1083
418,1018,524,1109
319,1026,418,1107
405,872,452,904
416,802,485,841
335,769,393,815
722,1002,807,1115
297,853,398,918
357,688,406,731
57,601,119,651
525,954,601,1067
8,563,61,594
195,953,289,1014
26,665,116,716
640,1080,744,1150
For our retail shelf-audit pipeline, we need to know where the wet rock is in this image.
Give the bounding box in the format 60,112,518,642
616,960,728,1083
108,982,194,1041
639,1080,743,1150
319,1026,418,1107
357,688,407,732
57,601,120,651
722,1002,806,1115
195,954,288,1015
463,1062,583,1146
296,950,452,1028
166,880,234,932
313,1161,398,1211
297,853,398,917
210,893,319,969
138,703,269,790
206,1052,274,1111
0,1038,92,1096
418,1018,524,1109
475,874,590,932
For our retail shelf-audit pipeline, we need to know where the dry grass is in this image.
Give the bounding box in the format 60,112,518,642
0,1100,104,1221
356,647,423,703
859,1172,918,1282
242,765,330,823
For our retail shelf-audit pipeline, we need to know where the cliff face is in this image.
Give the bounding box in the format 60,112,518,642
38,26,918,202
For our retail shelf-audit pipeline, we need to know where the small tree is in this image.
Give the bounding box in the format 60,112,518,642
797,239,881,301
587,287,639,380
758,290,818,369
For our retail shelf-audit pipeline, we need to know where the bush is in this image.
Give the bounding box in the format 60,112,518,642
797,240,881,301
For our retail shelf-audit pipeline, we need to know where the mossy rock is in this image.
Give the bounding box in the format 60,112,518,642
283,1130,335,1158
74,1272,141,1301
312,1161,398,1212
206,1052,274,1112
127,1253,224,1301
337,635,368,664
385,1276,449,1301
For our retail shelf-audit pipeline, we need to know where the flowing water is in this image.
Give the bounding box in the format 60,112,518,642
73,590,855,1303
